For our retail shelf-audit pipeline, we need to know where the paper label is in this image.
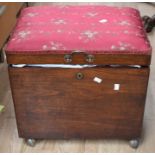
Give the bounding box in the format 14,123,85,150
114,84,120,90
93,77,102,83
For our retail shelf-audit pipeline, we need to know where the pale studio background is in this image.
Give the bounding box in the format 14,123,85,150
0,2,155,153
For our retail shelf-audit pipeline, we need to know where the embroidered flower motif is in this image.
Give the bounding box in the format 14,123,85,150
124,30,129,34
119,42,130,50
111,45,124,50
111,42,135,51
42,45,48,50
81,30,98,39
6,6,150,54
86,12,98,17
119,42,135,50
50,41,65,50
18,30,31,39
120,46,126,50
99,19,108,23
42,42,66,50
119,21,131,26
111,45,117,50
27,12,38,17
53,19,66,25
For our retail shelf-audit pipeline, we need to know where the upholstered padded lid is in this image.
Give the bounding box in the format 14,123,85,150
6,5,151,55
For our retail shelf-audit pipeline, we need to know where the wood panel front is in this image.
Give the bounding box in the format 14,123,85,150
6,53,151,66
9,66,149,140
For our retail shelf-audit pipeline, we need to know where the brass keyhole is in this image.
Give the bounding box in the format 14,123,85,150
76,72,84,80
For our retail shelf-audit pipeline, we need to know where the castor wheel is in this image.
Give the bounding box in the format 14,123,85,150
26,139,36,147
129,139,140,149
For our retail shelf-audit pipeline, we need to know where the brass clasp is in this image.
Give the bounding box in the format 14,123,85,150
64,50,95,63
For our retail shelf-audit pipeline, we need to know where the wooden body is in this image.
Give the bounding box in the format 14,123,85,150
6,53,151,66
8,66,149,140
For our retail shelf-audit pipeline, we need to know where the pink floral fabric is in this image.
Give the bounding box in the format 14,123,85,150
6,5,151,55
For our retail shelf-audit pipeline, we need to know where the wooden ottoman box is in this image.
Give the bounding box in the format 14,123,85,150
5,5,151,148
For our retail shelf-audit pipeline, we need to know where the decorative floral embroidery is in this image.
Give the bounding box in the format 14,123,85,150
53,19,66,25
51,41,65,50
42,41,66,50
81,30,98,39
99,19,108,23
18,30,31,39
27,12,38,17
6,6,151,54
111,42,136,51
111,45,126,51
111,45,118,50
119,21,131,26
42,45,48,50
86,12,98,17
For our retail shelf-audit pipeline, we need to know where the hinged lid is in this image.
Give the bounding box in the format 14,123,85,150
5,5,152,65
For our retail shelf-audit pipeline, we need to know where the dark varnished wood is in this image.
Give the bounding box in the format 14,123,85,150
6,53,151,66
8,66,149,139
